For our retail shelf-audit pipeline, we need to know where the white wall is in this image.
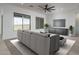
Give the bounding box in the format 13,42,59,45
0,4,46,39
0,14,1,35
46,7,77,36
1,3,79,39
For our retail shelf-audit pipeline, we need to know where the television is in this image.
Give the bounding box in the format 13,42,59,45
53,19,65,27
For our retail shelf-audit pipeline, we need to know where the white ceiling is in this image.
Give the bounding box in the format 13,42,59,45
9,3,79,13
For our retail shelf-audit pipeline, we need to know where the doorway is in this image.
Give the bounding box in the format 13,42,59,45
75,14,79,36
0,14,3,40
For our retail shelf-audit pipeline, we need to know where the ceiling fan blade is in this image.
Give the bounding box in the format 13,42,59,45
45,4,48,9
47,8,55,12
48,6,55,9
47,10,51,12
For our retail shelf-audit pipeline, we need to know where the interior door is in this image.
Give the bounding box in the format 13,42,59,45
0,13,3,40
0,13,1,39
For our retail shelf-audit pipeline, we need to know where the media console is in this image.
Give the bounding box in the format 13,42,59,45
48,28,68,35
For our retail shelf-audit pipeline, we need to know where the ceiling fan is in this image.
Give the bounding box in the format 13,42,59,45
39,4,55,13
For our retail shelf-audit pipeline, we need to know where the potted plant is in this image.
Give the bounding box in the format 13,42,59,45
69,25,74,36
44,23,49,33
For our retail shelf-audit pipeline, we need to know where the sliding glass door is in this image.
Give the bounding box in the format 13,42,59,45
23,16,31,30
14,13,31,31
14,16,22,31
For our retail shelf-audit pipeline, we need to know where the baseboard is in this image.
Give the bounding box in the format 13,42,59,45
3,37,18,40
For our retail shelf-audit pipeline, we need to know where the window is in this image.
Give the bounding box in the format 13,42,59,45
14,13,31,31
36,17,44,29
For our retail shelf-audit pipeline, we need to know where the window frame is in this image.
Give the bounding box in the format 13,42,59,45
13,12,31,31
36,17,44,29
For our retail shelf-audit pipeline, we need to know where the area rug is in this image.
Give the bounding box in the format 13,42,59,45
5,40,22,55
10,39,35,55
7,39,75,55
55,39,76,55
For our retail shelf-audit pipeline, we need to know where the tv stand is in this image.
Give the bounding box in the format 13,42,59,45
48,28,68,35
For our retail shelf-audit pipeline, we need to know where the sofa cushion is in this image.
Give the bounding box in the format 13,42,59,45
31,31,50,38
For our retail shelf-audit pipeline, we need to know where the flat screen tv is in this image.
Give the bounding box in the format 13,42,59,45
53,19,65,27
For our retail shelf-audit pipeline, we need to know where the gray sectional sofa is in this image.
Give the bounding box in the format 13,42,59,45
17,30,60,55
